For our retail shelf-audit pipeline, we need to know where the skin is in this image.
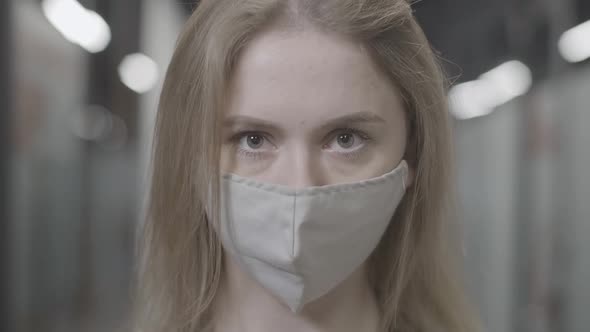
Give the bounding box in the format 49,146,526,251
216,25,411,332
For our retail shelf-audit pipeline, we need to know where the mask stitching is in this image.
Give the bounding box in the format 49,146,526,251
237,250,299,275
222,171,404,196
292,193,297,258
222,161,408,196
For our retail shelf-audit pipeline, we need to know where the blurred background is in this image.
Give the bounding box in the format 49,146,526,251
1,0,589,331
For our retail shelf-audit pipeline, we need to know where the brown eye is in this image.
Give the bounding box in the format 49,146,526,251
336,133,354,149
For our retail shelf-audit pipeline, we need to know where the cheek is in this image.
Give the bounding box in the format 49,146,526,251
392,128,408,162
388,109,409,160
373,126,408,175
322,137,407,183
219,143,273,177
219,146,236,173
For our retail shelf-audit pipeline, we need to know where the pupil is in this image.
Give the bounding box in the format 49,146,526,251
247,135,262,148
338,134,354,148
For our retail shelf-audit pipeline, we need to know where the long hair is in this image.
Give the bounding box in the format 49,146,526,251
135,0,479,331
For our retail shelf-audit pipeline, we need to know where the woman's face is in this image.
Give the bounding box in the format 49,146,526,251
221,27,409,186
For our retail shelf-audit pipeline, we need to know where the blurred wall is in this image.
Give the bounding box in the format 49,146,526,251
550,66,590,332
455,93,520,332
10,1,88,331
457,65,590,332
1,0,14,329
9,1,141,331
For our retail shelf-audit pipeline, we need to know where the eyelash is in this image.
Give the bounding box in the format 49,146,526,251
229,132,270,161
326,128,371,161
229,128,372,160
237,146,267,161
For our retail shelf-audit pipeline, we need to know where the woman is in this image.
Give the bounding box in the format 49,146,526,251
135,0,480,331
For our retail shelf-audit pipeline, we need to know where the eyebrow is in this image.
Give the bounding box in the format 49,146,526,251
223,111,386,132
318,111,386,130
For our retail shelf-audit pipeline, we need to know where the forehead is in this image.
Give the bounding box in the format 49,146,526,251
225,27,404,126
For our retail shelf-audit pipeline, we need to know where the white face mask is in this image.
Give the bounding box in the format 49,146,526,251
217,160,409,312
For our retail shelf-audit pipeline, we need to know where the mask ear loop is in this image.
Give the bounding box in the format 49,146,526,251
401,162,407,191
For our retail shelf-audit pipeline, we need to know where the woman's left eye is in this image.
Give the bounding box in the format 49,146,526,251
324,130,370,153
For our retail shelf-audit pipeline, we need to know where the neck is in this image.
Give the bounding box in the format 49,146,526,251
212,254,381,332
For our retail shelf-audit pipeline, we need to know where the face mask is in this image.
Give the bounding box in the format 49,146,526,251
217,160,408,312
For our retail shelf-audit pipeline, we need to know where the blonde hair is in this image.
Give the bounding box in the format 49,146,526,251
135,0,479,331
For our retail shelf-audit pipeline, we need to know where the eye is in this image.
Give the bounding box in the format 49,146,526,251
230,131,276,161
243,134,264,149
336,133,355,149
324,129,370,153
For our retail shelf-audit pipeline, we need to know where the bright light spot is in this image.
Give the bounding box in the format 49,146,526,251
479,60,532,101
42,0,111,53
558,20,590,63
449,60,532,120
118,53,159,94
449,81,495,120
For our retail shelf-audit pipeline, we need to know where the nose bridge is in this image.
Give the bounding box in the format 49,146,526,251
282,143,322,188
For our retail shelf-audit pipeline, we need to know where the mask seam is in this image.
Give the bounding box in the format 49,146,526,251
222,161,407,196
237,251,299,275
292,193,297,257
222,174,402,196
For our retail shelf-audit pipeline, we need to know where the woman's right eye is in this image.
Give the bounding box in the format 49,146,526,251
241,134,265,150
230,132,275,160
